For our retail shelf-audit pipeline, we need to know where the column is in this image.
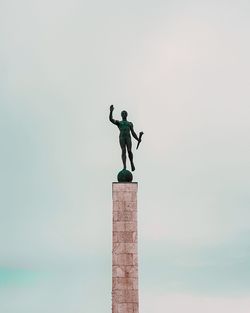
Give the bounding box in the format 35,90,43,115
112,182,139,313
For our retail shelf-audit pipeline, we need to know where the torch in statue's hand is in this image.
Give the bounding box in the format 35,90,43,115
136,132,144,150
110,104,114,112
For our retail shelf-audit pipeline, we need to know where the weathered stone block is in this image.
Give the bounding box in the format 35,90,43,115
117,303,138,313
112,290,138,303
112,266,125,278
112,183,138,193
132,254,138,266
112,277,138,290
124,266,138,278
113,231,137,243
113,191,137,202
112,265,138,278
113,253,134,266
113,210,137,222
113,222,137,232
113,201,137,211
113,243,137,254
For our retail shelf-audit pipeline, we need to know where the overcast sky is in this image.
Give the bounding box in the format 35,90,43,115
0,0,250,312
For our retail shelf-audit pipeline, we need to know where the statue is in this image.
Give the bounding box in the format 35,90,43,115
109,105,143,182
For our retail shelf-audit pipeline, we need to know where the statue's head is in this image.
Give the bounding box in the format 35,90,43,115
121,110,128,120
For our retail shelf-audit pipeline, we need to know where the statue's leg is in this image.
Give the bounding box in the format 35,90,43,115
127,138,135,171
120,138,126,170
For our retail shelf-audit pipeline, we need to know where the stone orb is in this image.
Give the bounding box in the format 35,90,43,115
117,169,133,182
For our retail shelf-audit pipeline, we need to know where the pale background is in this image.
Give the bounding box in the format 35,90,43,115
0,0,250,312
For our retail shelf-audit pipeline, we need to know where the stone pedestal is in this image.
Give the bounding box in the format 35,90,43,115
112,183,139,313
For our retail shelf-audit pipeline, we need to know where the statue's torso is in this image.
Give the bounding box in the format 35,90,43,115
118,120,131,138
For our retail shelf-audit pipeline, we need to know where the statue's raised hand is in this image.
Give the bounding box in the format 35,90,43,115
110,105,114,112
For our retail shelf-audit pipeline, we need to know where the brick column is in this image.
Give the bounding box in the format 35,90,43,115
112,182,139,313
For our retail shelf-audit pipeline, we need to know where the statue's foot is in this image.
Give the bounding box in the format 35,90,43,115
131,164,135,171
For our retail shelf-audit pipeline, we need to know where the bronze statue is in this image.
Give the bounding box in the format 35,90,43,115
109,105,143,178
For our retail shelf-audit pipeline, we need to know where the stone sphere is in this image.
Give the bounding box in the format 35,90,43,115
117,169,133,182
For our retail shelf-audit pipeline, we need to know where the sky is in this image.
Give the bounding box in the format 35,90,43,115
0,0,250,312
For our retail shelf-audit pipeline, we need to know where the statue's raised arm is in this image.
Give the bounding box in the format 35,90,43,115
109,105,119,125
